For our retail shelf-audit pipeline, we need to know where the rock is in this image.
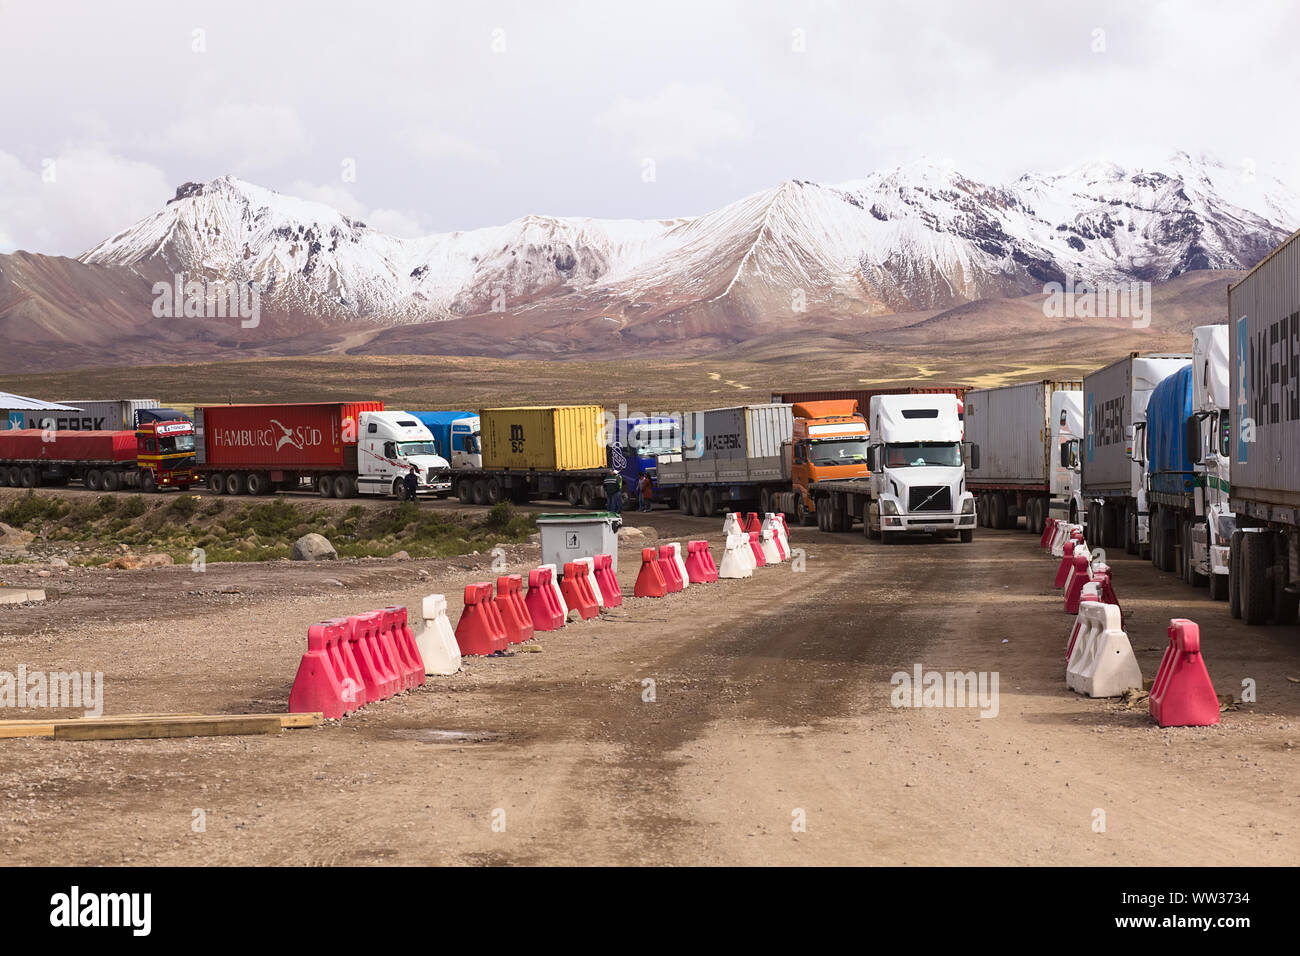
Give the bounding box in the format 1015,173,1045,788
47,557,69,568
618,526,645,539
0,522,33,550
389,550,411,561
322,578,345,588
416,569,430,581
527,533,541,545
291,533,337,561
218,585,240,594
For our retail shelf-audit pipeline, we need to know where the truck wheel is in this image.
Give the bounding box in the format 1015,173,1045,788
0,467,9,487
141,471,157,493
485,478,503,504
1228,531,1243,618
334,475,355,499
688,487,703,516
795,495,814,527
759,488,771,515
317,475,334,498
392,478,404,499
1240,531,1274,625
469,479,486,505
18,465,38,488
99,469,119,491
701,488,717,516
564,482,581,506
1026,498,1040,534
991,493,1007,530
863,502,880,540
960,529,974,543
456,479,473,504
676,487,693,514
1273,535,1298,625
244,472,268,496
207,472,225,494
85,469,102,491
225,472,244,496
1124,504,1138,554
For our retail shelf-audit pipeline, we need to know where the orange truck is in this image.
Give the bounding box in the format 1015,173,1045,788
775,400,871,524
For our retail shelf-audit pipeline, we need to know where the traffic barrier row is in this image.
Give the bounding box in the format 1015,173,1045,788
288,606,425,719
1039,517,1217,727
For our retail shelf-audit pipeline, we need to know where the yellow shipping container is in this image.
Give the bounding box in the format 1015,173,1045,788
479,405,607,471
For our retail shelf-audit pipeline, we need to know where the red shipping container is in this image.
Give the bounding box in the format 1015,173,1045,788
196,402,383,470
0,429,136,463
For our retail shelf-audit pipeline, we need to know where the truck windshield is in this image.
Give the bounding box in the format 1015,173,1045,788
629,424,681,455
885,442,962,467
809,439,869,465
399,442,439,457
159,435,195,453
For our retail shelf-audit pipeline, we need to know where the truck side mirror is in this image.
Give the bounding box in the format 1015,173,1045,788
1059,443,1069,468
866,446,878,471
1185,416,1202,465
969,444,980,470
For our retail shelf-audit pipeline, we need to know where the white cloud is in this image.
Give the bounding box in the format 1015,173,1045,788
405,129,500,167
595,82,753,163
285,180,426,237
145,103,311,171
0,147,171,256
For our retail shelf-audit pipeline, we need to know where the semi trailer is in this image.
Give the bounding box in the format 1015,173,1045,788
964,380,1082,535
4,398,186,432
656,403,794,516
0,419,200,491
1081,351,1191,556
1142,325,1233,597
195,403,452,498
810,393,976,543
449,405,613,507
1228,230,1300,627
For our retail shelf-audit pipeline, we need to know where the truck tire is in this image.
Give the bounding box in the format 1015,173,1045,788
208,472,225,494
1124,504,1138,554
580,482,597,510
225,472,244,496
334,475,355,499
677,487,693,514
392,478,404,499
1240,531,1273,625
960,528,974,543
564,482,581,506
1273,535,1298,626
1103,505,1121,550
141,470,157,493
795,494,814,527
457,479,474,504
470,480,487,505
1228,531,1243,618
85,469,102,491
99,469,119,491
687,487,702,516
18,465,38,488
1029,498,1043,535
0,466,9,487
991,493,1008,530
485,478,503,504
245,472,271,496
317,475,334,497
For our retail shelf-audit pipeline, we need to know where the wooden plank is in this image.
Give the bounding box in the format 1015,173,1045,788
54,715,285,741
0,712,202,726
1,712,322,740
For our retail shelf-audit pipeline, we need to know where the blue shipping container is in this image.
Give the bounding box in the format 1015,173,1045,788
1146,363,1195,496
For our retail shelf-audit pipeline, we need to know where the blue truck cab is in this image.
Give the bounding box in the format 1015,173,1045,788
610,417,682,503
404,411,481,470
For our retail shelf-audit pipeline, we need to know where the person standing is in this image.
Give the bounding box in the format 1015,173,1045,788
403,464,420,501
602,469,624,513
639,472,653,512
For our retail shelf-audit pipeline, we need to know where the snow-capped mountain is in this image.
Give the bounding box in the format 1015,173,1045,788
77,153,1300,329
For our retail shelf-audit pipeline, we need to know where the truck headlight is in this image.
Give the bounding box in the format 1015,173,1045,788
881,499,899,516
961,497,975,515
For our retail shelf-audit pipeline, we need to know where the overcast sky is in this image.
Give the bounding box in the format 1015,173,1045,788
1,0,1297,256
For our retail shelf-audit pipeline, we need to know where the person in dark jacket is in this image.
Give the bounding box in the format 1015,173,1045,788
602,470,624,513
639,472,654,512
402,465,420,501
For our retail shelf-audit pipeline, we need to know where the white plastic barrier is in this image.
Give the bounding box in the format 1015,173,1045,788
760,528,782,564
718,532,754,579
574,556,604,607
668,542,690,589
1065,601,1142,698
541,562,575,621
723,513,745,537
763,514,789,560
1050,522,1080,557
414,594,462,676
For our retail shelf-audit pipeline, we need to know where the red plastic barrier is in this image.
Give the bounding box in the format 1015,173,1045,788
561,561,600,619
657,545,685,593
1040,517,1057,550
495,575,535,644
685,539,718,583
525,567,565,630
593,554,623,607
289,618,364,719
358,610,404,698
1150,619,1220,728
743,512,762,534
1063,552,1093,614
455,582,509,655
747,531,767,568
634,547,668,598
382,605,425,690
1053,540,1078,589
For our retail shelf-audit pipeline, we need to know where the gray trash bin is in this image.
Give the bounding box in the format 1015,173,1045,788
535,512,621,575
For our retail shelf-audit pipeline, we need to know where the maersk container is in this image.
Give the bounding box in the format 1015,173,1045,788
685,404,793,461
1082,353,1191,492
479,406,606,471
1146,364,1196,497
1229,231,1300,512
195,402,383,470
966,380,1081,486
0,429,136,463
53,399,162,431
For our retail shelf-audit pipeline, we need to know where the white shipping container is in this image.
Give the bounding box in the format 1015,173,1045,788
55,399,161,431
966,381,1081,486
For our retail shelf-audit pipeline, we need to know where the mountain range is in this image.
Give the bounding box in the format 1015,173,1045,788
1,151,1296,372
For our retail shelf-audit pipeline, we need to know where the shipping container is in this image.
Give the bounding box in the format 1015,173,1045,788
1229,230,1300,512
195,402,383,470
52,399,162,431
685,404,793,461
1082,353,1191,493
479,406,605,472
966,381,1081,486
0,429,136,463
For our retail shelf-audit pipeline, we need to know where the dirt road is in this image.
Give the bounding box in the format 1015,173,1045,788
0,513,1296,866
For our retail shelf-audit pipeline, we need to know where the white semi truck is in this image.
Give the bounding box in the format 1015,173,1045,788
1081,352,1191,557
965,380,1083,535
1227,232,1300,627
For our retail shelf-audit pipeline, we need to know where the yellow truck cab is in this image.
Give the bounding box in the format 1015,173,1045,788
789,400,870,524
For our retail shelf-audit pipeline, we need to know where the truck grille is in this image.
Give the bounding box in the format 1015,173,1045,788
908,486,951,513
